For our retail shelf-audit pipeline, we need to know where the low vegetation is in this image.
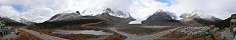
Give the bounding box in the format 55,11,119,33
53,34,100,40
10,30,42,40
104,33,124,40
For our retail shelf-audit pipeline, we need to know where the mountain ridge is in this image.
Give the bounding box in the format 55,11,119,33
141,10,222,26
35,8,135,27
0,16,29,26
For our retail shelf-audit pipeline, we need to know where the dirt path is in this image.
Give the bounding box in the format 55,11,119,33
140,26,172,28
108,27,139,40
108,26,180,40
139,27,180,40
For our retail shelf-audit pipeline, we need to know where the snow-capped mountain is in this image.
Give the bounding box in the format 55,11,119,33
0,14,35,25
181,10,222,21
19,18,36,25
46,12,82,22
180,11,222,26
82,8,131,18
41,8,135,25
180,13,221,22
141,10,187,26
95,8,135,25
141,10,222,26
8,16,35,25
43,8,135,26
0,16,29,26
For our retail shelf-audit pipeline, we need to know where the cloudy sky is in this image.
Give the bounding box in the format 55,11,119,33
0,0,236,23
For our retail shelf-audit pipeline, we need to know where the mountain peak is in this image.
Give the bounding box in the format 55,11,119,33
0,16,29,26
46,12,82,22
180,11,222,26
82,8,131,18
180,10,222,22
142,11,185,26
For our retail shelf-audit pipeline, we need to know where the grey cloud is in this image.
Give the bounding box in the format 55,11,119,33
0,0,236,23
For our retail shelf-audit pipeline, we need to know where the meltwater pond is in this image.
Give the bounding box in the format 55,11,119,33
53,30,114,35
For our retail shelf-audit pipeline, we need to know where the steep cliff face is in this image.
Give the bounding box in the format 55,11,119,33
141,11,186,26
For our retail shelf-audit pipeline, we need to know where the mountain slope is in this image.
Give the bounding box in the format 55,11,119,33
46,12,83,22
0,16,27,26
37,8,135,27
37,12,103,27
141,10,186,26
95,8,136,26
141,10,221,26
19,18,36,25
180,12,222,26
214,14,236,28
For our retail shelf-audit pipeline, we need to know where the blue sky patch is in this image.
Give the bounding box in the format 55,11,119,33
155,0,172,6
12,4,27,13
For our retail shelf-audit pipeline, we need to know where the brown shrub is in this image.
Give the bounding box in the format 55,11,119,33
105,34,124,40
10,30,42,40
53,34,99,40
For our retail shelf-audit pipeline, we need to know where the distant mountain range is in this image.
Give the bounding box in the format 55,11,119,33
0,16,34,26
35,8,135,27
142,10,222,26
141,10,187,26
180,11,222,26
0,8,228,27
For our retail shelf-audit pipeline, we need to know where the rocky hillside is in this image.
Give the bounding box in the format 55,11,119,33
141,10,186,26
36,12,104,27
214,14,236,28
46,11,83,22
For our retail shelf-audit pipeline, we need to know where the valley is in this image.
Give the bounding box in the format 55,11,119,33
0,8,234,40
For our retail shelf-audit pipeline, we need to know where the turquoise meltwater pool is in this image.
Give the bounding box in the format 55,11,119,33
234,32,236,40
234,34,236,40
